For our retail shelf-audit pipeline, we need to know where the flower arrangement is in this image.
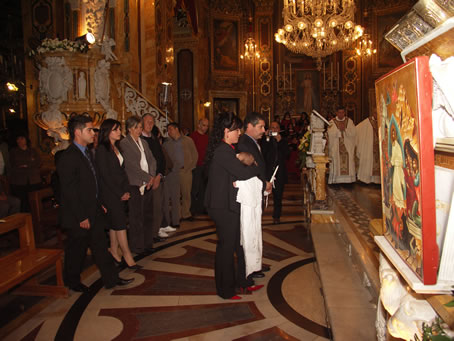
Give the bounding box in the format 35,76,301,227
297,130,311,169
29,38,88,57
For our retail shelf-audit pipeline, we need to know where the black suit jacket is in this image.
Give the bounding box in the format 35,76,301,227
260,136,290,185
56,143,101,229
95,144,130,211
205,142,259,213
141,133,166,176
237,134,267,186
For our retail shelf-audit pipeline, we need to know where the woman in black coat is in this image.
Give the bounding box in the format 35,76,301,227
204,112,263,300
96,119,141,269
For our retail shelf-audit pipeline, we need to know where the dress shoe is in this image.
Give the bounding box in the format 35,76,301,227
126,264,143,270
116,277,134,286
153,237,165,243
273,218,280,224
251,271,265,278
239,284,264,294
70,283,89,293
161,225,177,233
261,265,270,272
173,224,180,228
158,229,169,238
145,246,157,253
229,295,242,300
181,216,194,222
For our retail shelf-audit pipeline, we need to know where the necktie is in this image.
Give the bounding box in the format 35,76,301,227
84,148,99,197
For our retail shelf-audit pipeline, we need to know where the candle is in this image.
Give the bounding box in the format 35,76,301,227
323,62,325,90
277,66,279,90
337,62,339,91
283,63,286,91
289,63,292,89
330,62,333,89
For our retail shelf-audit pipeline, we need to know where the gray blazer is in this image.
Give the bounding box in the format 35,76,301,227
120,134,157,187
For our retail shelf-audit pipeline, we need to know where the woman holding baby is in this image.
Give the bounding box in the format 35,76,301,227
204,112,263,300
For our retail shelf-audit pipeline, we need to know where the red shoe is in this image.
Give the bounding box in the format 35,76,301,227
229,295,242,300
246,285,264,292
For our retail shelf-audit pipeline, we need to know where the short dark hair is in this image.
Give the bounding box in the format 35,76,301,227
244,112,265,129
336,105,346,111
68,114,92,140
167,122,180,131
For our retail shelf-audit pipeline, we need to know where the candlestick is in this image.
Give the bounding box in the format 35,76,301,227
330,62,333,89
323,62,325,90
337,62,339,91
283,63,286,91
289,63,292,89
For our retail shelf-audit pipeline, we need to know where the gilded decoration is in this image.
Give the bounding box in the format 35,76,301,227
209,0,243,15
344,56,358,96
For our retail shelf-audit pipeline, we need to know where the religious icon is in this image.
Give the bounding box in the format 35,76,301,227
375,56,438,285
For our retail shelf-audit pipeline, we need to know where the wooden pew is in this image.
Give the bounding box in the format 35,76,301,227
28,186,61,245
0,213,68,297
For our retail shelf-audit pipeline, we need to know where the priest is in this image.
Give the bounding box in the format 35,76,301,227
356,109,381,184
327,106,357,184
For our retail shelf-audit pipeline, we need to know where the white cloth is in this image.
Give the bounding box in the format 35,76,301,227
356,118,381,184
327,117,357,184
236,176,263,277
390,141,406,209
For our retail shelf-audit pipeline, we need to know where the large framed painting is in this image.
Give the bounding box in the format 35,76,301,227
373,6,408,75
211,16,240,74
213,97,239,116
295,69,321,115
375,56,438,284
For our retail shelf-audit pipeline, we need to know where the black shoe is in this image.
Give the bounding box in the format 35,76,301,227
181,216,194,222
145,246,157,253
173,224,180,228
153,237,165,243
127,264,143,270
251,271,265,278
112,256,125,267
116,277,134,286
261,265,270,272
273,218,280,224
70,283,89,293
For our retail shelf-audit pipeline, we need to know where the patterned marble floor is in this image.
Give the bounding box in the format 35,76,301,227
1,183,333,341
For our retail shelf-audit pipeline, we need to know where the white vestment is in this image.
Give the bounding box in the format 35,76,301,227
236,177,263,277
356,117,381,184
328,117,357,184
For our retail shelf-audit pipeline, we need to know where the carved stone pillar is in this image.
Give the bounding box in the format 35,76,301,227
312,155,330,201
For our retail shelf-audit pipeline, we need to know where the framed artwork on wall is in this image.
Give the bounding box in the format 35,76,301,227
375,56,438,284
213,97,239,116
373,6,409,75
211,16,240,74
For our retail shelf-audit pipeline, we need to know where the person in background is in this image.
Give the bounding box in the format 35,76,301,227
280,112,292,132
190,118,209,216
9,133,42,212
327,106,357,184
205,112,263,300
120,116,157,254
261,121,290,224
96,119,141,269
163,123,198,223
0,179,20,218
141,113,176,241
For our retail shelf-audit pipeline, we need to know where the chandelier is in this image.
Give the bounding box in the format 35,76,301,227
240,37,260,60
274,0,364,59
355,34,376,57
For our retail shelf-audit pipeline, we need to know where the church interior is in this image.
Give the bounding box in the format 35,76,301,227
0,0,454,340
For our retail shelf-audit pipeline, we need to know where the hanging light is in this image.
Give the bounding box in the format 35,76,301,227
355,34,377,57
274,0,365,61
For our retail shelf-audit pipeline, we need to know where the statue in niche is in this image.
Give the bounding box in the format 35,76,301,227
78,71,87,99
94,59,117,119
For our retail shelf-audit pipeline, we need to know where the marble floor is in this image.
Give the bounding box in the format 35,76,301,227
0,182,382,341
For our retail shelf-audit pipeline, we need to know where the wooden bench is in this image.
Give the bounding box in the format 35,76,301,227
0,213,68,297
28,186,62,245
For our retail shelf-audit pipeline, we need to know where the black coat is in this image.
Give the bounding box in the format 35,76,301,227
237,134,267,186
205,142,259,214
260,136,290,185
56,143,102,229
95,144,130,213
141,133,166,176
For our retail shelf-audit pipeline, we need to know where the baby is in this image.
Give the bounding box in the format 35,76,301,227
236,152,257,166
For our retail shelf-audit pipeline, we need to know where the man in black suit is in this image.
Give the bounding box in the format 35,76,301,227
261,121,290,224
237,112,271,278
57,115,133,292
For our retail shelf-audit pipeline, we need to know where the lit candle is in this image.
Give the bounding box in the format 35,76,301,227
283,63,286,91
330,62,333,89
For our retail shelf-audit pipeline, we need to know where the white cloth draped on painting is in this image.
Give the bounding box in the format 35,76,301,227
327,117,357,184
356,117,381,184
236,176,263,277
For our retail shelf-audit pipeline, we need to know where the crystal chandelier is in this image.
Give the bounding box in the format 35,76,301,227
355,34,377,57
274,0,364,59
240,37,260,60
